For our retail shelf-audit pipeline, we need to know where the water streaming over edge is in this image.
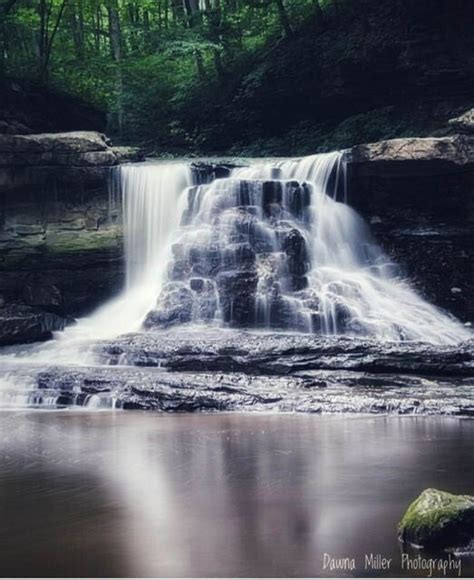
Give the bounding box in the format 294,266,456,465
0,153,471,409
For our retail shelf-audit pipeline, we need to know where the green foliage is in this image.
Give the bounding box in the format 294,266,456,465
1,0,473,152
2,0,312,143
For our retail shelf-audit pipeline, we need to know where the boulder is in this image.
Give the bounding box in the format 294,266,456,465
0,304,67,345
190,161,235,184
0,131,110,153
0,149,118,167
111,146,145,164
449,109,474,134
348,135,474,175
280,227,309,284
399,488,474,550
144,283,194,328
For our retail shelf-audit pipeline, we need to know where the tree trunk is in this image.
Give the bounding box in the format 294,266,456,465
37,0,68,84
213,48,224,80
107,0,124,136
70,0,85,60
195,49,205,80
274,0,292,38
0,1,18,75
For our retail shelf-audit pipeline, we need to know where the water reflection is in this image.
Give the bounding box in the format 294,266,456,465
0,412,473,577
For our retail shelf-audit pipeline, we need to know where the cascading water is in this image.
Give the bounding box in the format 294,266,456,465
0,151,471,410
58,162,193,341
2,153,470,352
233,153,471,343
0,162,193,406
145,153,470,345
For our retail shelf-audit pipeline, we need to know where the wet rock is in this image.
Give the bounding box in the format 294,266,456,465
147,278,219,328
23,348,474,415
262,180,283,215
286,182,311,219
168,258,193,281
188,244,221,277
190,162,236,184
192,280,218,322
280,227,309,284
101,330,474,378
145,283,194,328
222,243,256,271
266,294,299,330
0,304,67,345
217,271,259,326
190,278,205,292
399,489,474,550
240,213,275,254
111,146,145,164
23,284,62,311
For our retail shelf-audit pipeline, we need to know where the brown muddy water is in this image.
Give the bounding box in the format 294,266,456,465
0,411,473,577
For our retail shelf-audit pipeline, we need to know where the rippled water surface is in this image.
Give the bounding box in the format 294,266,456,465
1,412,474,577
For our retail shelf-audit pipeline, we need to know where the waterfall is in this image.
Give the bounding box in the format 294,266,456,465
233,153,470,344
1,153,469,411
141,153,469,345
4,153,470,350
57,162,193,340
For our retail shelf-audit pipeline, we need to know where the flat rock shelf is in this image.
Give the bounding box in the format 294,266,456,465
1,329,473,414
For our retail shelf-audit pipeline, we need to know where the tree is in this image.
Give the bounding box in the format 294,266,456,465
37,0,68,82
106,0,124,135
274,0,291,37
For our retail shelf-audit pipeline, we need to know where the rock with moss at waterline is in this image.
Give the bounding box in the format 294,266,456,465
399,489,474,550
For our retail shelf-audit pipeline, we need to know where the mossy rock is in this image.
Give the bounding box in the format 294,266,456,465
399,488,474,550
45,230,122,254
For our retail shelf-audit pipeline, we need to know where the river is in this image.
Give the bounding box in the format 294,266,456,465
0,411,473,577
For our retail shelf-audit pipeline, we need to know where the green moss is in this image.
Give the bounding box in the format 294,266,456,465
45,229,122,254
399,488,474,549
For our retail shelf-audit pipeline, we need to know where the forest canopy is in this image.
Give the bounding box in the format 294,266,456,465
1,0,473,154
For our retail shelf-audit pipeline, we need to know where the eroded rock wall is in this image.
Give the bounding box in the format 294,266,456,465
0,180,124,316
0,132,144,328
347,136,474,323
0,129,472,346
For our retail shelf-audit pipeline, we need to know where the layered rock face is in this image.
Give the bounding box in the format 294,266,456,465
145,178,313,330
347,133,474,323
0,132,143,337
0,124,472,345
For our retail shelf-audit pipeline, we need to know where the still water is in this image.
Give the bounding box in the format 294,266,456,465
0,412,473,577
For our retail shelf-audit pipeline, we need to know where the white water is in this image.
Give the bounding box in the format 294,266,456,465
2,153,471,365
1,152,470,411
61,162,193,341
0,162,192,375
235,153,470,344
